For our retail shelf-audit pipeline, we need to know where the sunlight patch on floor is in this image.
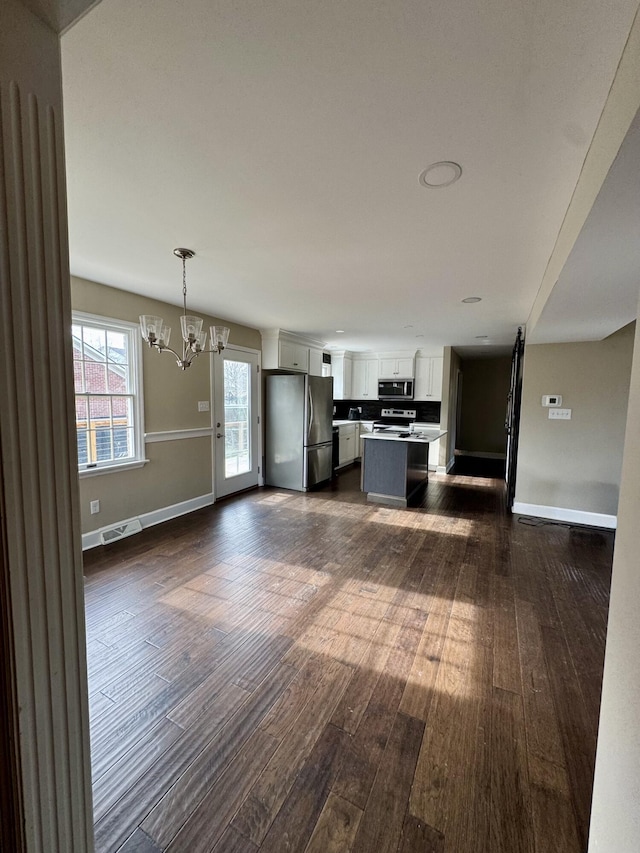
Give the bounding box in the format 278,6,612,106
368,508,475,536
257,492,295,505
280,497,476,536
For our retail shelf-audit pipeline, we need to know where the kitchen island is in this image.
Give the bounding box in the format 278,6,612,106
361,429,447,507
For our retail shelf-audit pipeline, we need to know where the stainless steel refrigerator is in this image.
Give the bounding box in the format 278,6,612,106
265,374,334,490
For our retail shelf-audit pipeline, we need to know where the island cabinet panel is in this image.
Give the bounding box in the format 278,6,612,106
361,438,429,507
363,440,409,497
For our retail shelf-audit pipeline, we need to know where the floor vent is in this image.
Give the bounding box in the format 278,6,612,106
100,519,143,545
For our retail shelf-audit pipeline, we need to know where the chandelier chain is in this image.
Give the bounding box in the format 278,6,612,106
182,257,187,315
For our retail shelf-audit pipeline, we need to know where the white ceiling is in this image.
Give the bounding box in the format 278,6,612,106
61,0,640,354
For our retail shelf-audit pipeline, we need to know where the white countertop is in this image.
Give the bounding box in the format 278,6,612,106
362,429,447,444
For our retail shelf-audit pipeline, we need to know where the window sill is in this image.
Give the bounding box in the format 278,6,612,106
78,459,149,479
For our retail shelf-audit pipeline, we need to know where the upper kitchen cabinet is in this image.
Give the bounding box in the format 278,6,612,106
279,339,309,372
414,355,444,401
308,347,324,377
261,329,325,374
351,355,379,399
332,351,353,399
378,354,415,378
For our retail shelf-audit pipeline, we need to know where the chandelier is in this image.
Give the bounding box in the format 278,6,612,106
139,248,230,370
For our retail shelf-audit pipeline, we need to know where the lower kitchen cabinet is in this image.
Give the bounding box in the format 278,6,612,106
338,423,359,466
359,421,375,456
429,437,440,470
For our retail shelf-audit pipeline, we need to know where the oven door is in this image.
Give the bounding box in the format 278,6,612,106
378,379,414,400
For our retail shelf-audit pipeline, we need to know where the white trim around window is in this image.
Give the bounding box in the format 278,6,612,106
72,311,146,476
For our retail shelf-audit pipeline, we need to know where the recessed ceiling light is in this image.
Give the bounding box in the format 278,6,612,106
404,324,414,329
419,161,462,189
475,335,488,339
415,334,425,338
335,329,345,333
462,297,482,303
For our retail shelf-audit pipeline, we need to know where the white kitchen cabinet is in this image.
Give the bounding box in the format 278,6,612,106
379,356,414,378
279,339,309,372
338,423,358,466
351,357,379,399
359,421,375,456
332,352,353,400
261,329,325,373
429,437,440,470
308,347,323,376
414,356,443,401
352,422,361,459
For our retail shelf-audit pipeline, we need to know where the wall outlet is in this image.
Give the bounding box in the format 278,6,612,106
198,401,210,412
90,500,100,514
548,408,572,420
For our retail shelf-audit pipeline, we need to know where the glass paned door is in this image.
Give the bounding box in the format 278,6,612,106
214,348,260,498
223,359,250,477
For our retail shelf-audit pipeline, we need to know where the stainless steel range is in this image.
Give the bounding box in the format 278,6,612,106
373,408,417,436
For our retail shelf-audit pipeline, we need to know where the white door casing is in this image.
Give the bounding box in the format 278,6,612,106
213,346,261,499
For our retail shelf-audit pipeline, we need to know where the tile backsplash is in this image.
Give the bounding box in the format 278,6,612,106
334,400,441,423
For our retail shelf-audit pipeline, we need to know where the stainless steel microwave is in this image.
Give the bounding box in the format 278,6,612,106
378,378,414,400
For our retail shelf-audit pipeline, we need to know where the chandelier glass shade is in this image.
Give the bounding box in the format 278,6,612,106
139,249,230,370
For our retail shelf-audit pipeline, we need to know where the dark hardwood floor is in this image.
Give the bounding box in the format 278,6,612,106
83,465,613,853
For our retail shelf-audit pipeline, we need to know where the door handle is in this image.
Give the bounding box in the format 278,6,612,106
217,433,224,438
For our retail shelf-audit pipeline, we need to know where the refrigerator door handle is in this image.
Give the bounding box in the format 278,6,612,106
307,383,314,443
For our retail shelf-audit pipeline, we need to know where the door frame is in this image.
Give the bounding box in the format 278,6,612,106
211,344,262,499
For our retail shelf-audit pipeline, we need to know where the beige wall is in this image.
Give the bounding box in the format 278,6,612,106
588,304,640,852
458,356,511,455
78,438,213,530
71,276,261,534
515,323,635,517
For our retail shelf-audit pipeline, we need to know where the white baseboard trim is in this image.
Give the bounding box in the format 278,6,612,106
81,492,216,550
512,501,617,530
456,450,507,460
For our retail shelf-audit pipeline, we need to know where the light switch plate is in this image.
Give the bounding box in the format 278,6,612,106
198,401,210,412
548,408,571,420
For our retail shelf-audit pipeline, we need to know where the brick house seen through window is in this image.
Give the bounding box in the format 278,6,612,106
72,313,144,471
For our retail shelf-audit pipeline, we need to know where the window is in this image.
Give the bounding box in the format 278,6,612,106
72,312,145,475
223,359,251,477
